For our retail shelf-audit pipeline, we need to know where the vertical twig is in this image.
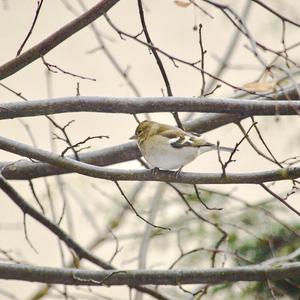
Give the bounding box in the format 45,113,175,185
16,0,44,56
136,0,183,128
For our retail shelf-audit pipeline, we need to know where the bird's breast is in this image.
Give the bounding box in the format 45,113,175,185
139,136,198,170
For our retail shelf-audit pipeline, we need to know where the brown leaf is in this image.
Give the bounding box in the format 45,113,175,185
242,81,276,92
174,1,191,8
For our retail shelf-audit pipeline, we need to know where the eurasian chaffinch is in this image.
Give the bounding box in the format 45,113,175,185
131,120,235,171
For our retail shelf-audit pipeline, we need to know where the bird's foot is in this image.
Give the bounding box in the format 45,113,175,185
151,167,160,176
174,167,183,179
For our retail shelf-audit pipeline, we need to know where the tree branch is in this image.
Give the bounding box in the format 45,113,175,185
0,141,139,180
250,0,300,27
184,85,300,133
1,262,300,285
0,175,113,269
0,96,300,119
0,135,299,184
0,176,170,300
0,0,120,80
16,0,45,56
1,86,299,181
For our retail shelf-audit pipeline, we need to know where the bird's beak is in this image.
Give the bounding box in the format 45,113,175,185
129,134,137,140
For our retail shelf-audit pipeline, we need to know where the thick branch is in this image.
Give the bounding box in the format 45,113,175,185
185,85,300,133
1,86,299,180
0,176,170,300
0,136,299,184
1,141,139,179
0,97,300,119
0,0,120,80
1,262,300,285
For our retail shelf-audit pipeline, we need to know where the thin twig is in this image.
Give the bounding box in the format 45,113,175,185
136,0,183,129
0,0,120,80
237,122,282,168
23,213,38,254
28,179,45,214
260,183,300,217
61,135,109,157
16,0,44,56
41,56,96,81
167,183,227,267
198,24,207,96
251,0,300,27
193,184,222,210
217,122,257,176
114,181,170,231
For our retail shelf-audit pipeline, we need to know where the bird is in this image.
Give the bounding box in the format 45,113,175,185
130,120,235,173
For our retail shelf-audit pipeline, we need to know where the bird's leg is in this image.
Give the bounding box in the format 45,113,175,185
151,167,160,176
174,166,183,179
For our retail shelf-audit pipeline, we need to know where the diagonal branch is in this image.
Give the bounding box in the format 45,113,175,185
0,141,140,180
0,175,113,270
0,0,120,80
137,0,172,96
260,183,300,217
16,0,45,56
250,0,300,27
136,0,182,128
0,135,299,184
0,176,170,300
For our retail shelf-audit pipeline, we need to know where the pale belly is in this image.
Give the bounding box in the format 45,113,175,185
140,139,198,170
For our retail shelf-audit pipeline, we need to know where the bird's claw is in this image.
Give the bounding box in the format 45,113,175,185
174,167,183,179
151,167,160,176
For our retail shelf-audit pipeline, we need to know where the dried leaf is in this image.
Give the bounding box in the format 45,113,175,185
242,81,276,92
174,1,191,8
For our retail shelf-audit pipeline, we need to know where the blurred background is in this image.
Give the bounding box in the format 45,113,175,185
0,0,300,299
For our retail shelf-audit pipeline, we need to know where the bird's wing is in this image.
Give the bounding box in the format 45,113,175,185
158,127,186,139
156,127,189,148
169,135,193,148
157,125,213,149
168,134,213,149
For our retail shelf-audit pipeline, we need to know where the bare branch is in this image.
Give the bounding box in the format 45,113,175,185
61,135,109,157
204,0,252,93
114,181,169,230
0,176,170,300
260,183,300,217
16,0,45,56
1,85,299,181
217,122,256,176
0,140,299,185
76,0,142,98
0,96,300,119
137,0,183,129
22,213,38,254
250,0,300,27
28,179,45,214
1,262,300,285
0,175,113,270
41,56,96,81
0,0,120,80
104,13,261,93
0,135,300,184
198,24,207,96
185,85,300,133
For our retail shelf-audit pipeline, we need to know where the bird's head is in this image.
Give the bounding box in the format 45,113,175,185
130,120,154,143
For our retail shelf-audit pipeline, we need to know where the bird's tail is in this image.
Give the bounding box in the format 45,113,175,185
198,143,236,154
217,145,236,152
